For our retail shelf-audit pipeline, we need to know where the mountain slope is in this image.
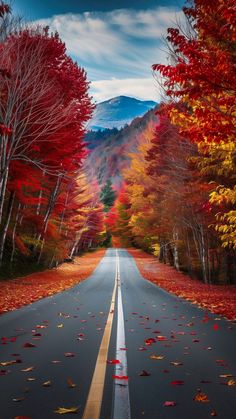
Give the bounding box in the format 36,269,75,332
89,96,156,130
85,107,158,187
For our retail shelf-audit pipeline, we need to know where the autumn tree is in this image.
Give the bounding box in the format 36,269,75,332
153,0,236,254
0,18,96,268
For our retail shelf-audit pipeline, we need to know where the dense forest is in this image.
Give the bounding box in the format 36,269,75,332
0,0,236,285
105,0,236,284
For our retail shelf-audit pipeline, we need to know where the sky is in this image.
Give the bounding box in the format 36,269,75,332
13,0,185,103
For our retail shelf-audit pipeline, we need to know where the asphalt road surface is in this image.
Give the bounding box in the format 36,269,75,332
0,248,236,419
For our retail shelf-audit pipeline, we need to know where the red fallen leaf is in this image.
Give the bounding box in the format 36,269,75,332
210,410,218,416
213,324,219,331
33,333,41,337
64,352,75,357
119,347,127,350
0,370,8,375
138,347,147,351
107,359,120,364
10,337,17,342
132,312,138,315
67,378,76,388
23,343,36,348
145,338,155,345
171,380,184,385
139,370,151,376
36,325,46,329
14,417,30,419
163,401,177,407
156,335,167,341
112,375,129,380
192,339,200,343
163,369,170,373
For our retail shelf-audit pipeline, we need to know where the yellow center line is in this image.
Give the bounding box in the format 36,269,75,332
82,257,118,419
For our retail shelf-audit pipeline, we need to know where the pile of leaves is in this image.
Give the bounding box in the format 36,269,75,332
0,249,105,314
129,249,236,321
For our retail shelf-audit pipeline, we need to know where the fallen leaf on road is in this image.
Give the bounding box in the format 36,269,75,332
43,380,51,387
21,367,35,372
57,324,64,328
23,343,36,348
145,338,155,345
213,324,219,331
193,391,210,402
54,406,79,414
139,370,151,376
107,360,120,364
13,397,25,402
219,374,233,378
210,410,218,416
171,380,184,385
64,353,75,357
67,378,76,388
0,359,21,366
170,361,183,366
27,378,36,381
163,401,177,407
227,379,236,386
14,416,30,419
150,355,164,360
112,375,129,380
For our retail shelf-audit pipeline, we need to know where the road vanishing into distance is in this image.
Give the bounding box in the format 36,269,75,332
1,249,236,419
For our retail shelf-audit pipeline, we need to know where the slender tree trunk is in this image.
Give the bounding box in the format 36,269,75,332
173,228,180,271
0,166,9,225
37,175,62,263
70,231,82,258
199,225,208,284
10,202,21,263
0,191,15,265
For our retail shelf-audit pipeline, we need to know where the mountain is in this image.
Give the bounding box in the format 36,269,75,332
85,106,158,187
89,96,157,130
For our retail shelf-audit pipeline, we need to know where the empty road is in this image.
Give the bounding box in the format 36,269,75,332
0,249,236,418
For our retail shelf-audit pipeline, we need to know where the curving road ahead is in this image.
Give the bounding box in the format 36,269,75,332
0,249,236,419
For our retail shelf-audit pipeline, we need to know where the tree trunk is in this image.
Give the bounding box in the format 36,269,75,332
0,191,15,265
10,202,21,263
173,229,180,271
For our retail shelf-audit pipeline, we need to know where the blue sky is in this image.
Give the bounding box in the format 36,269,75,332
13,0,185,102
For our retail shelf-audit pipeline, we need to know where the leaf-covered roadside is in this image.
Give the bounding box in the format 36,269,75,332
129,249,236,321
0,249,105,314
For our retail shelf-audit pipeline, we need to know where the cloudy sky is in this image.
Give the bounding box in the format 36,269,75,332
13,0,184,103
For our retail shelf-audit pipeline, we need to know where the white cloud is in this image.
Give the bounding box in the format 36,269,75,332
90,77,160,103
34,6,183,101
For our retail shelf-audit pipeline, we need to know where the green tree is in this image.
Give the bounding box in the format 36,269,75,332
100,179,116,212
